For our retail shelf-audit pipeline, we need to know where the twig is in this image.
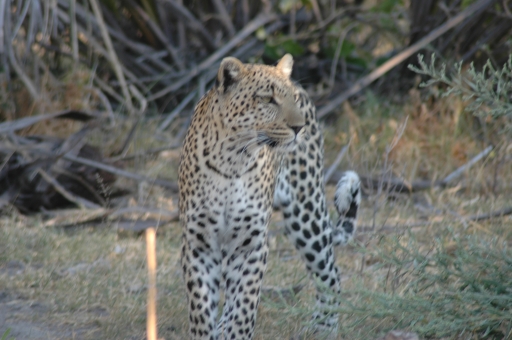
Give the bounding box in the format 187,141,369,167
211,0,236,37
115,118,141,158
93,76,125,104
466,206,512,221
157,90,197,132
38,169,101,209
441,145,493,185
111,86,148,157
110,206,178,220
131,0,184,70
42,207,178,228
69,0,79,63
0,110,99,134
129,84,148,115
504,0,512,17
289,5,296,37
328,22,358,90
7,7,39,99
148,13,278,100
87,86,115,125
107,145,181,162
309,0,323,22
89,0,134,114
67,3,175,75
317,0,496,119
0,0,9,84
324,142,350,183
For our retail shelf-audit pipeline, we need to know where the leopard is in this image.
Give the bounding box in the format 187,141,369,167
178,53,361,340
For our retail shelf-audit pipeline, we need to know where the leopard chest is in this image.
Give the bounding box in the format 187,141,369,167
180,133,279,233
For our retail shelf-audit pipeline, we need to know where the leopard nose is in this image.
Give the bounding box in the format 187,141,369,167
290,125,304,135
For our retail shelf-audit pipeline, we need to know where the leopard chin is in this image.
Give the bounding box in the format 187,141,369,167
260,128,302,152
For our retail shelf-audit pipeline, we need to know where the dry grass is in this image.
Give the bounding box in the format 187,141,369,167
1,90,511,340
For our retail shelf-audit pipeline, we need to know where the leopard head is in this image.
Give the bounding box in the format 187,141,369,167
214,54,305,154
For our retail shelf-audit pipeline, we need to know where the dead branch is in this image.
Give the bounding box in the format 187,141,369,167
130,0,184,70
324,143,349,183
89,0,134,114
211,0,236,37
0,110,100,134
38,169,101,209
62,154,178,192
42,206,178,229
327,145,493,193
148,13,278,100
107,145,180,162
441,145,493,185
358,206,512,233
158,90,197,132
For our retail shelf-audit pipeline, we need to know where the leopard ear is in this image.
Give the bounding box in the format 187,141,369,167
216,57,245,92
276,54,293,78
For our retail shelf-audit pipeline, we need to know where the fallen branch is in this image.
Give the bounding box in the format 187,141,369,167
0,110,99,134
441,145,493,185
38,169,101,209
327,145,493,193
358,206,512,233
42,206,178,229
63,154,179,192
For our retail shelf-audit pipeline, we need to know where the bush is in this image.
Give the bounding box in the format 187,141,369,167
409,54,512,132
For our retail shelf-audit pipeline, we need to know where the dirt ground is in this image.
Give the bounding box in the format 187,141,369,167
0,265,103,340
0,290,75,340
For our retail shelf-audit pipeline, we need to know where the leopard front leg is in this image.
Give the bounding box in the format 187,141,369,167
181,221,222,340
217,222,269,340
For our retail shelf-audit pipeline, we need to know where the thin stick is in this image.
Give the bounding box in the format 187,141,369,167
157,90,197,132
466,206,512,222
88,0,134,114
324,142,350,183
309,0,323,22
145,227,157,340
132,1,184,70
7,17,39,99
317,0,495,119
69,0,79,64
441,145,493,185
38,169,101,209
212,0,236,37
329,22,358,90
107,145,181,162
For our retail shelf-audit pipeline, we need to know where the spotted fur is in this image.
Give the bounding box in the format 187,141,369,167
178,54,360,340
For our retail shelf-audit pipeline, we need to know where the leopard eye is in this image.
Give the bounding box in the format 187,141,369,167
260,96,272,104
260,96,277,105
